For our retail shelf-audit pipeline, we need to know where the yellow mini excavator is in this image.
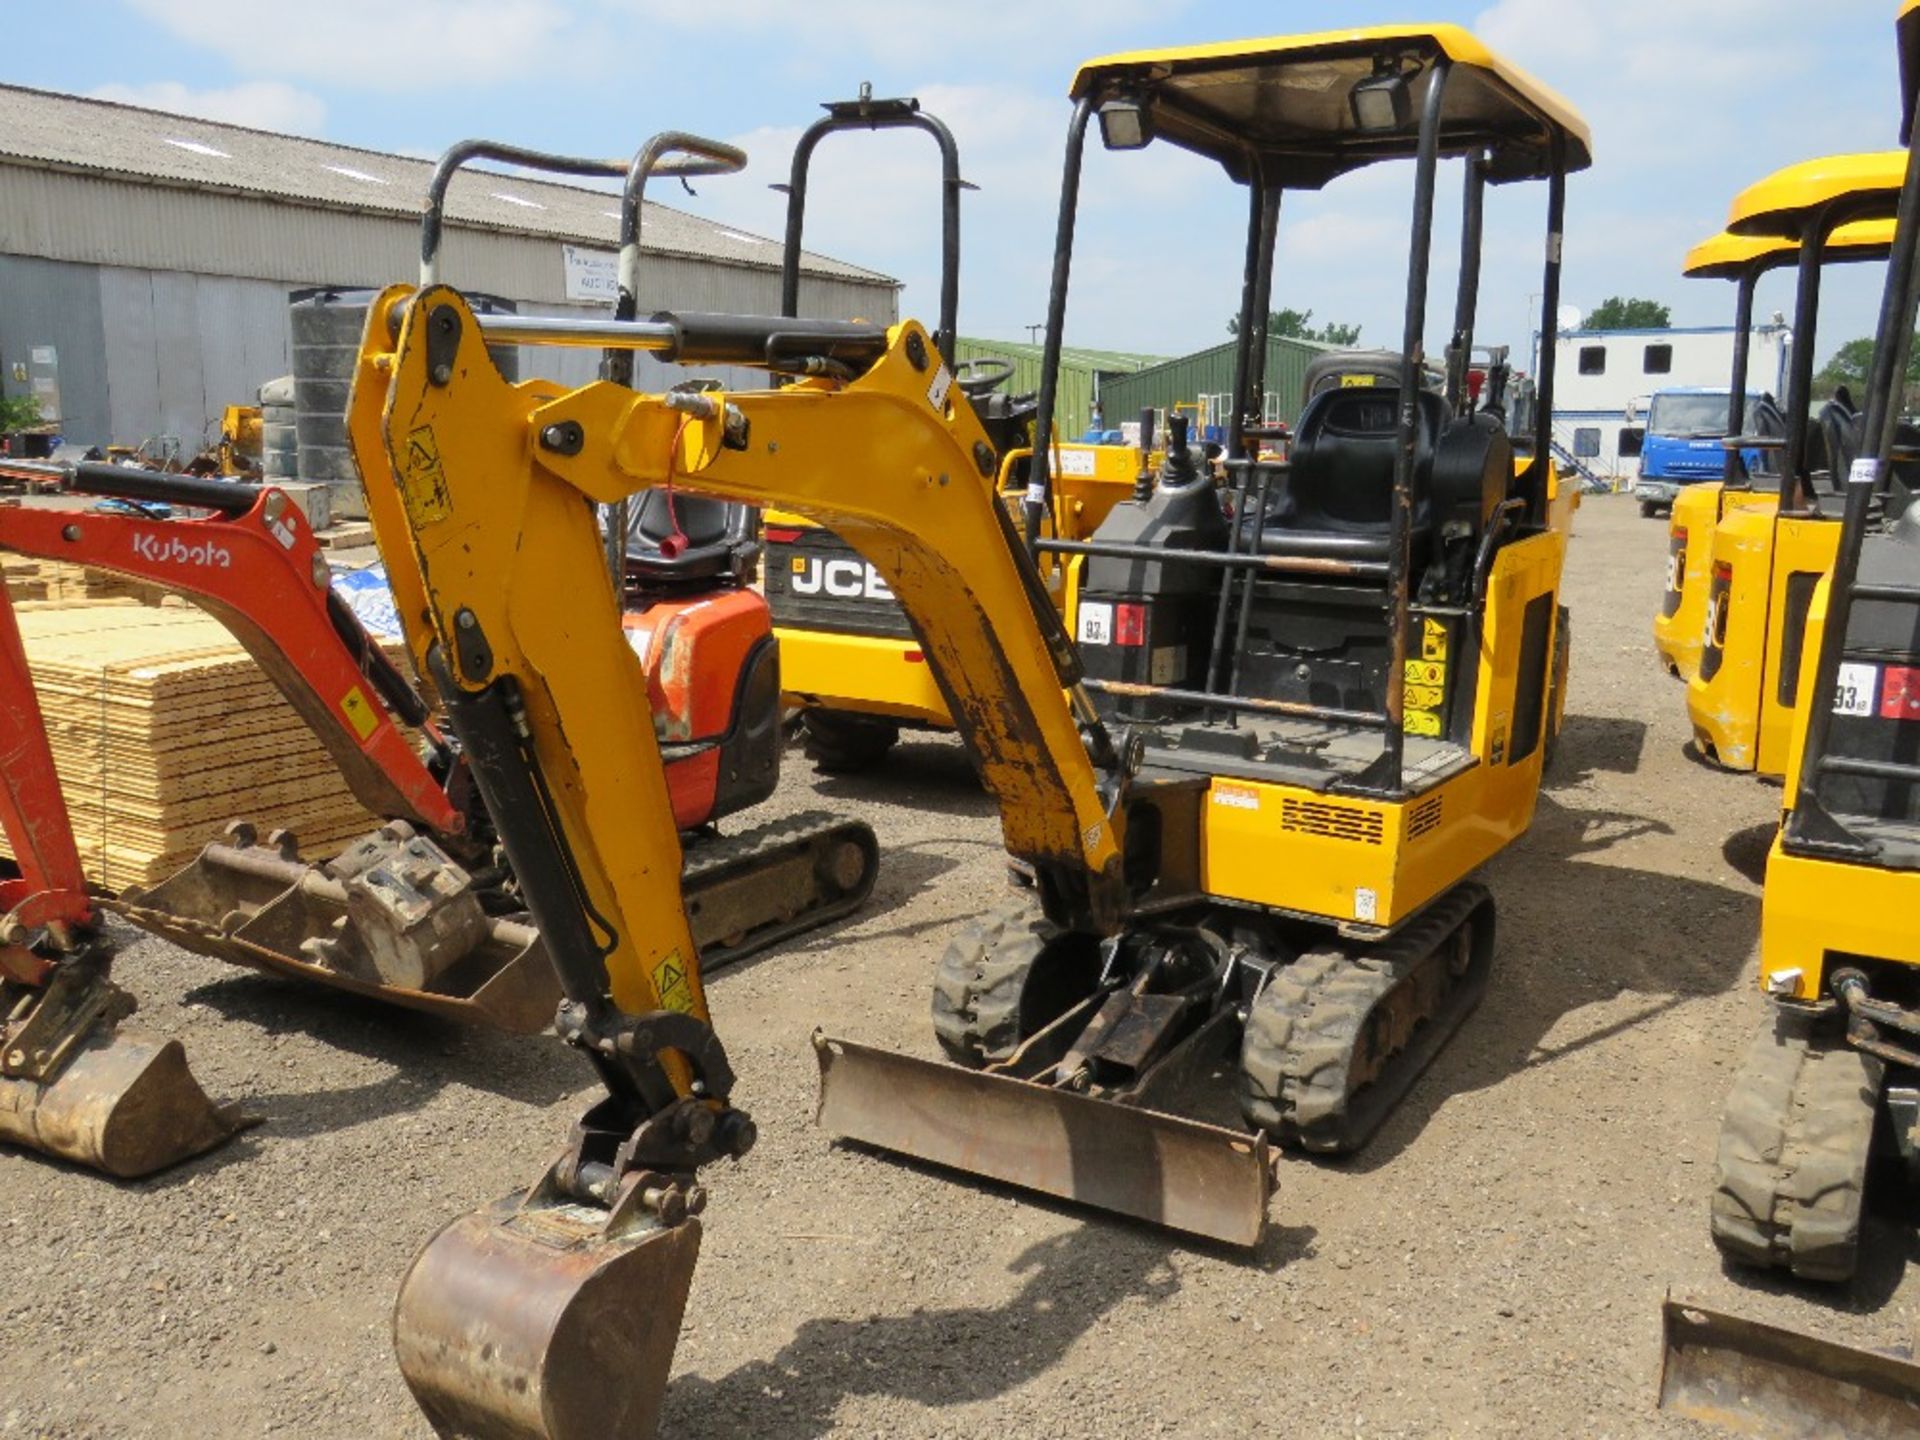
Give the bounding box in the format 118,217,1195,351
1661,7,1920,1436
1684,151,1913,776
1653,220,1896,684
341,25,1586,1439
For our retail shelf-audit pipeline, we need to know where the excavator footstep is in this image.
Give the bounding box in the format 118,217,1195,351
0,1028,254,1178
813,1030,1271,1247
1659,1294,1920,1439
395,1195,702,1440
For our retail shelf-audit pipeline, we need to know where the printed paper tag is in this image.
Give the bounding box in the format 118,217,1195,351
1212,783,1260,811
1850,458,1880,487
1077,602,1114,645
1834,662,1878,717
927,365,953,411
1056,447,1097,476
1354,888,1379,923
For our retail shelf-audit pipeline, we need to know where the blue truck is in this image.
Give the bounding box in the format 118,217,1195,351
1633,386,1777,516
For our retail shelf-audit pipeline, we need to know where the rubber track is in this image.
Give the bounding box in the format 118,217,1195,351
929,894,1053,1068
1238,882,1492,1154
799,711,899,773
683,809,879,972
1710,1009,1883,1282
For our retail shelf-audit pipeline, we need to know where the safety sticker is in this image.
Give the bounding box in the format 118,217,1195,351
1404,659,1445,687
927,365,953,412
1353,888,1378,923
651,950,697,1014
1404,683,1444,712
1056,447,1098,477
339,685,379,742
1404,711,1442,738
401,424,452,526
1212,783,1260,810
1078,602,1114,645
1421,618,1449,662
1339,374,1376,388
1834,662,1878,717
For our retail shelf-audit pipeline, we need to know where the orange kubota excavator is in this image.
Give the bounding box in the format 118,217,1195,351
0,134,875,1180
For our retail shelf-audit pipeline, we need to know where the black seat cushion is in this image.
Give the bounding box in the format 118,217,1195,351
1815,399,1858,495
1246,387,1450,559
624,489,757,587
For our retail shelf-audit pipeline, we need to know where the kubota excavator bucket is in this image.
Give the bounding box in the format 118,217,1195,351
395,1178,702,1440
0,967,251,1177
1659,1294,1920,1438
813,1032,1273,1247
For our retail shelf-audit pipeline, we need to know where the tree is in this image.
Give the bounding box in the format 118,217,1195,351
1584,295,1671,330
1814,336,1920,406
1227,306,1362,346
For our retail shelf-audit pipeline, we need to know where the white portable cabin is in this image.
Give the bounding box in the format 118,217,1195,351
1545,324,1790,484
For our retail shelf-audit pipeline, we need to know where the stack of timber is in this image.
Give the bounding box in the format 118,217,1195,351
0,604,382,890
3,554,167,607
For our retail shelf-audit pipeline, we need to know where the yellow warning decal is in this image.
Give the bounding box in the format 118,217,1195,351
340,685,379,741
1421,618,1449,662
651,950,697,1014
1404,659,1445,687
400,424,452,526
1339,374,1377,388
1404,683,1444,712
791,556,806,573
1405,710,1442,738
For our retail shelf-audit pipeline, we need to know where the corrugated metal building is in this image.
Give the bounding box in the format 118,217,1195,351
1098,334,1336,432
952,336,1163,440
0,84,898,451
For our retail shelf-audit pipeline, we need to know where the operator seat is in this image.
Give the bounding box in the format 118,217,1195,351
623,488,759,592
1246,386,1451,560
1813,398,1859,497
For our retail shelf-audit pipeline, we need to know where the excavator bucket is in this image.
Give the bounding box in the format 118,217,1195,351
395,1187,702,1440
0,1026,249,1177
1659,1295,1920,1438
813,1032,1273,1247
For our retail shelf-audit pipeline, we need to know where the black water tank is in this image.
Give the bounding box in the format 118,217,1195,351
289,288,519,519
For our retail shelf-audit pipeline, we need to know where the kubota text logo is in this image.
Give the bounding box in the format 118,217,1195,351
131,531,232,568
791,557,894,602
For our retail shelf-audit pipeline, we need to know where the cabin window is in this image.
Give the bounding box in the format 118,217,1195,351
1573,427,1601,458
1643,343,1673,375
1578,346,1606,376
1618,427,1644,458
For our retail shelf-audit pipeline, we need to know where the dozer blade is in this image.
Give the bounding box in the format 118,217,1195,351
813,1031,1272,1247
395,1191,701,1440
0,1027,250,1177
1659,1295,1920,1438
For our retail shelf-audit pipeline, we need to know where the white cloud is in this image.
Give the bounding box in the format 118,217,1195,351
120,0,567,90
86,79,327,134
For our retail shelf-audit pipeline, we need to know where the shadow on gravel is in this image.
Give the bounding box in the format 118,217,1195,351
1341,784,1760,1172
1546,713,1650,783
1721,821,1776,886
661,1221,1312,1439
800,734,996,822
176,972,587,1144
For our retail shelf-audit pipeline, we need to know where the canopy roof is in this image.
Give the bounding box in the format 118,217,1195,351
1727,151,1909,239
1683,218,1899,279
1070,24,1591,188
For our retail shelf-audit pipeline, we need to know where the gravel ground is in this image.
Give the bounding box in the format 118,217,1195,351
3,494,1913,1439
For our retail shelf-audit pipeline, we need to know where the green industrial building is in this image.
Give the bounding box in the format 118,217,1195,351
954,333,1334,442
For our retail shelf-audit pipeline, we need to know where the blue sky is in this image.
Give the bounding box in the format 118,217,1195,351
8,0,1908,372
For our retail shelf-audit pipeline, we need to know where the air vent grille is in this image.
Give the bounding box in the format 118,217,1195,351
1407,796,1444,840
1278,797,1385,845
